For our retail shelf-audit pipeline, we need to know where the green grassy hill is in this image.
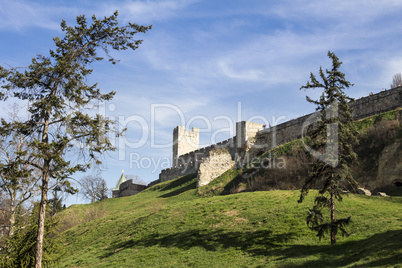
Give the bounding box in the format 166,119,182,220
55,173,402,267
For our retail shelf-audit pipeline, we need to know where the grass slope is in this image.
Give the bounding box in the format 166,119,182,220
55,174,402,267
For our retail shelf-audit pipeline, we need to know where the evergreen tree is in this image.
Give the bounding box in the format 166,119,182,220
48,187,64,216
298,51,359,245
0,204,59,268
0,11,151,267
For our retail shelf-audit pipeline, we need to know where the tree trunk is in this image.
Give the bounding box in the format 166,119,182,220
35,163,49,268
8,210,16,237
330,190,336,245
8,193,16,237
35,116,50,268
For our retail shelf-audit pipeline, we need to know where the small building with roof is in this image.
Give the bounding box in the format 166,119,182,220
112,170,147,198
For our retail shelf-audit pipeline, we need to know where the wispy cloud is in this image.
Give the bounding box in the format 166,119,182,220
98,0,198,24
0,0,198,31
0,0,76,31
271,0,402,22
217,59,266,81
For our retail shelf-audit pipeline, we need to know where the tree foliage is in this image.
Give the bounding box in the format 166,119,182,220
298,51,359,245
80,175,108,203
48,187,65,216
0,11,151,267
0,204,59,268
0,105,40,237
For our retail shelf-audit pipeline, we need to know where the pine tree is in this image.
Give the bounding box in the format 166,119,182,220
0,11,151,267
298,51,359,245
48,187,64,216
0,204,59,268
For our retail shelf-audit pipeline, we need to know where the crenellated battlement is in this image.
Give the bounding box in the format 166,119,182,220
173,126,199,166
155,86,402,186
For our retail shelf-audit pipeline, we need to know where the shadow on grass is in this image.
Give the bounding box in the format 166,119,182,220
158,173,197,198
221,173,245,195
102,228,296,259
272,229,402,267
102,228,401,267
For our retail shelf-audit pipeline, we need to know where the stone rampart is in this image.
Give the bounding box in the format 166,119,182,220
349,88,402,119
156,86,402,185
251,114,312,156
252,87,402,156
159,137,236,182
113,179,147,198
197,148,235,187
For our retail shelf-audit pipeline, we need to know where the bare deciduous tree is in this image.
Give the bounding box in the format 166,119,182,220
0,105,40,236
0,192,11,236
80,176,108,203
390,73,402,88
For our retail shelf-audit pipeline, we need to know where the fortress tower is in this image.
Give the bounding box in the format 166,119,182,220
172,126,199,167
236,121,265,148
154,86,402,187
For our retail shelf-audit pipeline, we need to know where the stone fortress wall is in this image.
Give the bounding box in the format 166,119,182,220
159,136,237,183
253,87,402,155
113,179,147,198
156,86,402,185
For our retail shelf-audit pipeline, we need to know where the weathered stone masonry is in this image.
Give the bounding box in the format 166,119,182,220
252,87,402,156
113,179,147,198
173,126,199,165
197,148,235,188
156,87,402,186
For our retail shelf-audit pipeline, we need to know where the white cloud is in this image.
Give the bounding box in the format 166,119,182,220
0,0,75,31
217,59,266,81
271,0,402,22
0,0,198,31
98,0,198,24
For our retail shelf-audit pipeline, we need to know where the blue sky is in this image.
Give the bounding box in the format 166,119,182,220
1,0,402,204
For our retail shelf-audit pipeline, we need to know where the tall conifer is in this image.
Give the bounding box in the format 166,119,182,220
298,51,359,245
0,12,151,267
